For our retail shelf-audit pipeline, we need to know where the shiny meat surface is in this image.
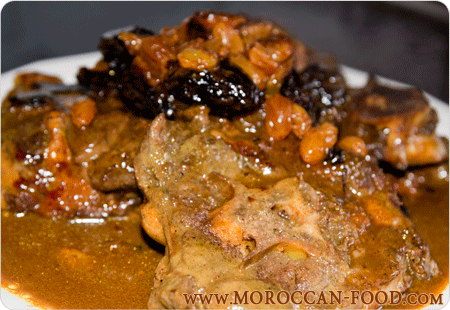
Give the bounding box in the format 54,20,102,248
343,77,448,170
135,108,438,309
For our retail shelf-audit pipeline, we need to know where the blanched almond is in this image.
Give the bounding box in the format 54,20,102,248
300,122,338,165
291,104,312,138
338,136,368,157
265,94,293,140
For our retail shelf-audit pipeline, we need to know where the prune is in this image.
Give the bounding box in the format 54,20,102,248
99,25,154,72
119,67,159,118
77,67,117,95
280,64,347,125
78,26,159,118
79,26,154,93
78,66,160,119
186,16,209,40
326,145,345,165
158,67,264,119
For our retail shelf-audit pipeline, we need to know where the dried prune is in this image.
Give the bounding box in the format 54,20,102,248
79,26,154,93
186,17,209,40
78,66,160,119
77,67,117,95
280,64,347,125
158,66,264,119
119,67,159,118
78,26,159,118
99,25,154,72
326,145,345,165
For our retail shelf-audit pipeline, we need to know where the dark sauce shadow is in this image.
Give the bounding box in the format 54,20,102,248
140,226,165,255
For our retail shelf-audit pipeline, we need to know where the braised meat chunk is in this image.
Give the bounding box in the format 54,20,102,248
135,107,438,309
126,11,446,309
2,73,147,218
343,77,448,170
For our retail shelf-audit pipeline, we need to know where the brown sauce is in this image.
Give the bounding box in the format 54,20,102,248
1,210,163,309
387,175,449,309
1,173,448,309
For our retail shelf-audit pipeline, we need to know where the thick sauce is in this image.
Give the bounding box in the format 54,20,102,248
389,171,449,309
1,173,448,309
1,210,163,309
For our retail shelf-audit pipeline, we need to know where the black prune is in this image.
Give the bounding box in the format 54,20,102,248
326,145,345,165
280,64,347,125
119,67,160,119
99,25,154,71
158,67,264,119
77,67,117,95
186,17,209,40
78,66,160,119
78,26,159,119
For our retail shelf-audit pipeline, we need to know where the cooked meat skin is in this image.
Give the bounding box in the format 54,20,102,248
135,108,438,309
2,73,147,218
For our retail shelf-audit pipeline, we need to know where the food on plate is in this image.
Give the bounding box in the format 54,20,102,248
2,73,147,217
1,11,448,309
343,77,448,170
135,109,437,308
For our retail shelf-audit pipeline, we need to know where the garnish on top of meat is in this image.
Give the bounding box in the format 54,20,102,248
78,10,446,170
78,11,310,120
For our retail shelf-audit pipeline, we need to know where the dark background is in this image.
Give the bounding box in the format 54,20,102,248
2,1,449,102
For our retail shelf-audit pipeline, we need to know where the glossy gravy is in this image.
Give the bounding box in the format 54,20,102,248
388,171,449,309
1,174,448,309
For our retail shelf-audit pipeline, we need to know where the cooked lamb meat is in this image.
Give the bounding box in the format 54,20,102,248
2,73,147,218
342,77,448,170
135,107,438,309
69,111,149,192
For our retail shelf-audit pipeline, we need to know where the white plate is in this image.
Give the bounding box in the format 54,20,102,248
1,52,449,309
